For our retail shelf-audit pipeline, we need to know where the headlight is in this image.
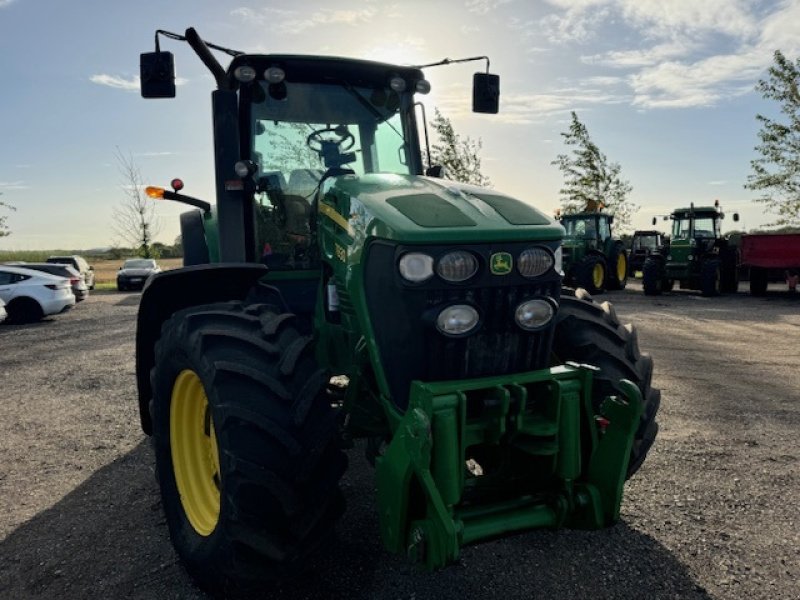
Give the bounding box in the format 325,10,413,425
554,246,563,274
436,304,480,336
399,252,434,283
437,251,478,282
518,247,554,278
515,298,555,331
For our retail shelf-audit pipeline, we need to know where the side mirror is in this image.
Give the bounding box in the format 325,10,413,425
733,213,740,222
140,51,176,98
472,73,499,114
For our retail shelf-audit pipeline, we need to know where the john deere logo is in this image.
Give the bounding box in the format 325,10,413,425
490,252,513,275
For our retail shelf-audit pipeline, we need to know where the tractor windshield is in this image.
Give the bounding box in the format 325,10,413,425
562,217,598,240
250,80,412,197
672,215,718,240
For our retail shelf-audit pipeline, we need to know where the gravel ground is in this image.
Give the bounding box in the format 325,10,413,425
0,284,798,599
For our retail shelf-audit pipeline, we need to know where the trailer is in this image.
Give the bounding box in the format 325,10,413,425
740,233,800,294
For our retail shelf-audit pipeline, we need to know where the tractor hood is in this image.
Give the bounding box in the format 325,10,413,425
321,173,564,244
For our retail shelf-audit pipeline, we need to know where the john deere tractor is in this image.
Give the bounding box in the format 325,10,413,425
558,210,628,294
134,28,659,595
642,202,739,296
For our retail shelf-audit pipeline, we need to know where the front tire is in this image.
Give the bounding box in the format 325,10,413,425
642,257,663,296
553,289,660,478
150,302,346,595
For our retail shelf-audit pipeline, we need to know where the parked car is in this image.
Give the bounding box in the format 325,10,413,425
0,298,7,324
117,258,162,291
0,265,75,323
46,255,96,289
3,262,89,301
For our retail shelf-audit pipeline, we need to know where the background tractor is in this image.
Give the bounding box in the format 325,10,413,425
642,202,739,296
628,230,667,277
558,210,628,294
134,28,660,595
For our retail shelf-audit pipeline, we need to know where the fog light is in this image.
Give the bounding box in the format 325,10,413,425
515,298,554,331
436,304,480,336
399,252,434,283
389,76,406,92
415,79,431,94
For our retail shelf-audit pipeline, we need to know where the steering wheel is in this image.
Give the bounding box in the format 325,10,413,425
306,125,355,153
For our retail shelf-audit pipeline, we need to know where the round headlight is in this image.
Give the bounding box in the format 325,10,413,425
399,253,434,283
518,247,554,278
554,246,563,274
437,251,478,282
515,299,555,331
233,66,257,82
436,304,480,336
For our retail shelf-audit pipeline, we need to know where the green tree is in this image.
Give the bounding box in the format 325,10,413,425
0,196,15,238
745,50,800,226
552,111,636,230
113,149,161,259
429,108,491,187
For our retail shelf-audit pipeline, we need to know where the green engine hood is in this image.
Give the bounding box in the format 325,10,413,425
322,173,564,244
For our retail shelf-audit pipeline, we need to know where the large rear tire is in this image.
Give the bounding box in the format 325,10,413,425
750,267,768,295
574,255,607,295
700,259,721,297
150,301,346,595
553,289,660,478
606,245,628,290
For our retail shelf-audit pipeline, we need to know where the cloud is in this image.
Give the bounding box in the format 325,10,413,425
708,180,728,185
232,6,377,35
90,74,140,91
465,0,514,15
0,181,29,190
90,74,188,92
0,0,15,7
538,0,800,109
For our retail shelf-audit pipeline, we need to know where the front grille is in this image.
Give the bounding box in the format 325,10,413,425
364,240,561,409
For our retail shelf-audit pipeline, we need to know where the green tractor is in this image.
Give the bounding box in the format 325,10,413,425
558,210,628,294
642,202,739,296
134,28,660,595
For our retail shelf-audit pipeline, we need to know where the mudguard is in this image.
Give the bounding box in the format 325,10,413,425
135,263,268,434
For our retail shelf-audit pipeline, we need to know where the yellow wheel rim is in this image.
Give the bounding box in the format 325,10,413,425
593,263,605,288
617,254,626,281
170,369,221,536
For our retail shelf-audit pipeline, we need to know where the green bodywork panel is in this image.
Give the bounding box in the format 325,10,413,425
664,206,722,285
312,173,563,407
375,364,643,569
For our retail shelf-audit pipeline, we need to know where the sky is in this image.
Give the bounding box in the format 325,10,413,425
1,0,799,250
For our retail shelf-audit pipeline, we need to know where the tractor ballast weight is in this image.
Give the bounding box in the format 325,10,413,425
642,202,739,296
134,28,659,594
558,210,629,294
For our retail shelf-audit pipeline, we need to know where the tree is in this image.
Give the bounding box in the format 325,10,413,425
113,149,161,258
429,108,491,187
745,50,800,226
551,111,636,230
0,195,14,238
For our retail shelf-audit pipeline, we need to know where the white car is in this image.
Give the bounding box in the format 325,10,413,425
0,265,76,323
0,298,6,324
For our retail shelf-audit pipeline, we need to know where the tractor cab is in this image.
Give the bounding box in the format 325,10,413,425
558,211,627,294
